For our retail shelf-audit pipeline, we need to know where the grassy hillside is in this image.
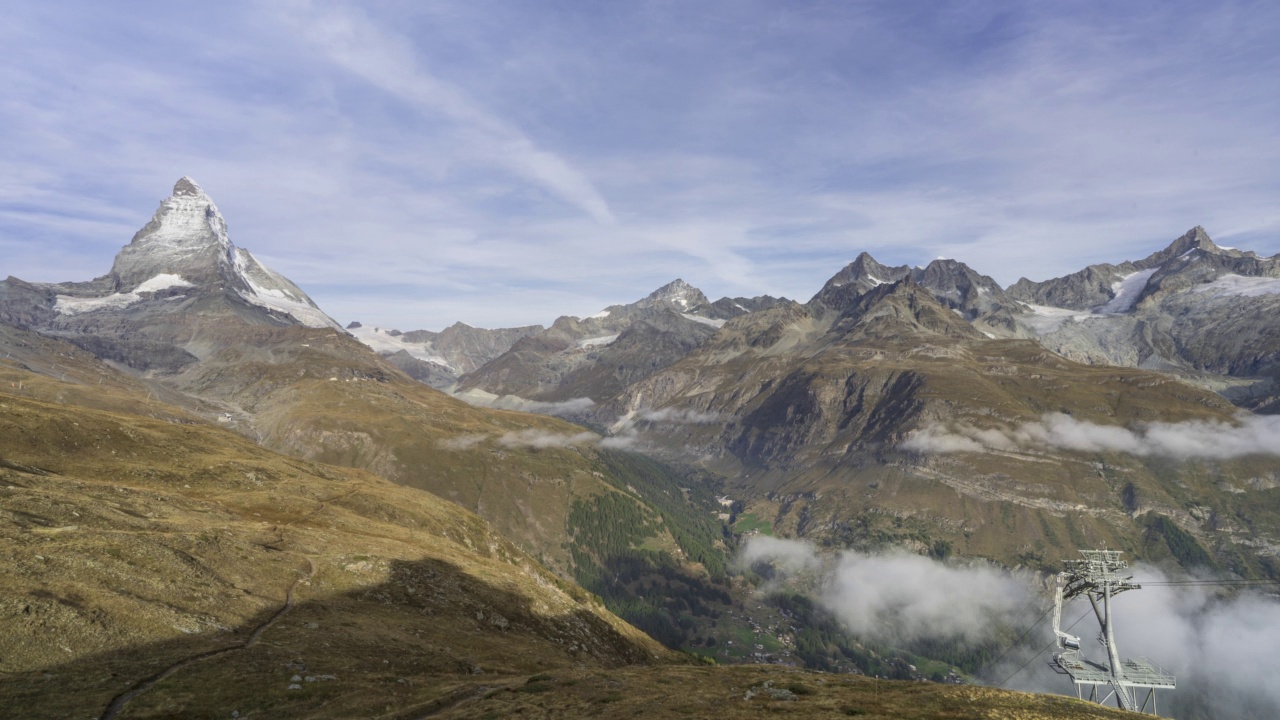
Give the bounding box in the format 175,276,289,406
0,358,1153,719
0,385,671,719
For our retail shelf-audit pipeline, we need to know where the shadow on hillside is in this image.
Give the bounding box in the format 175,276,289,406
0,555,663,720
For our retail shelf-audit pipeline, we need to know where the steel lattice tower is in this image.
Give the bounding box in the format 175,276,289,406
1050,550,1175,714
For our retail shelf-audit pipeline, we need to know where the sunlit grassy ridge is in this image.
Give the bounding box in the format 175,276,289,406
0,385,671,718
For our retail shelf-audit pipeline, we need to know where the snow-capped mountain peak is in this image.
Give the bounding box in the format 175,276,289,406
63,178,341,330
131,177,230,252
639,279,709,310
108,177,233,290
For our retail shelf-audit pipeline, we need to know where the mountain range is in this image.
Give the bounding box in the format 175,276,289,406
360,224,1280,578
3,177,1278,717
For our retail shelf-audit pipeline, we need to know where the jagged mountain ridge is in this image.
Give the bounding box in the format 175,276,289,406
811,251,1021,334
441,225,1280,424
452,279,785,405
342,280,785,393
1009,226,1280,410
445,253,1023,412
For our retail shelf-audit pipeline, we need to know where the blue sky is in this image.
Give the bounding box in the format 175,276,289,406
3,1,1278,329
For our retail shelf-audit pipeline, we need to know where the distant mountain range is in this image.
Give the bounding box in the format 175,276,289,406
354,224,1280,575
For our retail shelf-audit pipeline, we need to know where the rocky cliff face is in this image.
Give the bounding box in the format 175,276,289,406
812,253,1022,335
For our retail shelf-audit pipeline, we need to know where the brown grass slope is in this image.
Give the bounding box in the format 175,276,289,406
0,363,1151,719
0,383,672,719
597,282,1280,572
148,324,696,573
0,323,217,422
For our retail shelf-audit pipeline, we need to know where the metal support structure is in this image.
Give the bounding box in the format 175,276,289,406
1050,550,1174,715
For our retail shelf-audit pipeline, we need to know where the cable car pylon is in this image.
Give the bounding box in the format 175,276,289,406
1050,549,1175,714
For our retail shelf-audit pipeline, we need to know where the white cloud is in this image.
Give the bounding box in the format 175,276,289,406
4,2,1280,331
280,1,614,224
739,538,1033,644
903,413,1280,460
736,536,821,574
496,428,598,449
436,433,487,450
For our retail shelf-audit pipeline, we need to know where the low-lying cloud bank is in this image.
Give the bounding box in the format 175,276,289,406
451,388,597,416
739,537,1033,644
498,428,598,449
437,428,600,450
741,537,1280,718
604,406,722,449
437,404,717,451
902,412,1280,459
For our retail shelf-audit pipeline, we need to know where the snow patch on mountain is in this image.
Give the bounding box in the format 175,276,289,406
55,273,194,315
231,249,341,330
348,324,453,368
134,273,194,293
681,313,727,328
55,293,144,315
1096,269,1157,314
1018,304,1095,334
578,334,619,348
587,309,611,319
1192,274,1280,299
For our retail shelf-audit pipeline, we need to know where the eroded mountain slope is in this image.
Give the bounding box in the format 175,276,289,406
590,279,1280,572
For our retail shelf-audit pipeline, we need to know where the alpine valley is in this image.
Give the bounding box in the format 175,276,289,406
3,178,1278,719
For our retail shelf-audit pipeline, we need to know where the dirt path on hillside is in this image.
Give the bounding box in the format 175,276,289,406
99,555,316,720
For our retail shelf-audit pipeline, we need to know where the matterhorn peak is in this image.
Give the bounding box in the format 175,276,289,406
106,177,233,290
172,176,207,197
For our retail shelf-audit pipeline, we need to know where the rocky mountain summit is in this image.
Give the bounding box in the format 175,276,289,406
1009,227,1280,410
0,178,339,372
811,252,1019,333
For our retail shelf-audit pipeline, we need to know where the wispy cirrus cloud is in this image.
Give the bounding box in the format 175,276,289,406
3,1,1279,331
279,1,615,225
